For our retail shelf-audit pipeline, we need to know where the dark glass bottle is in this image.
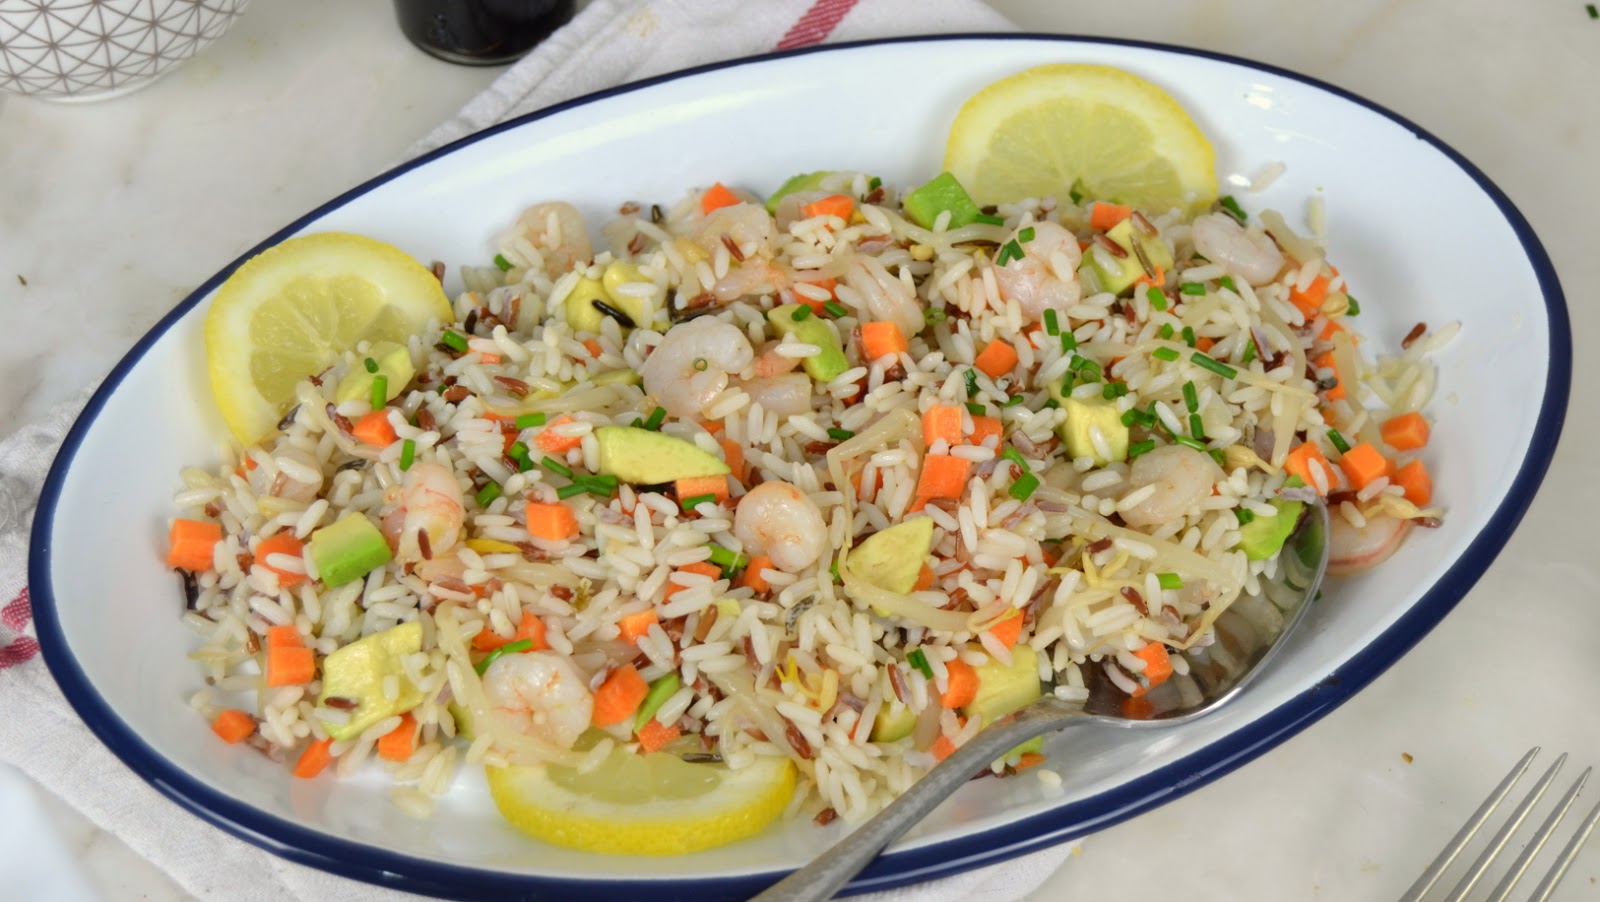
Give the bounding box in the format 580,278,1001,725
392,0,576,66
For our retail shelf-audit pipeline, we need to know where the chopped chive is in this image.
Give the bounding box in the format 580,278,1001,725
680,493,716,511
924,308,948,326
707,544,747,573
823,300,848,318
964,369,979,397
580,475,618,499
692,357,708,372
1219,275,1237,293
827,427,855,441
1182,381,1199,412
868,176,882,191
493,253,513,272
1068,184,1084,205
440,330,469,354
370,375,387,409
1181,326,1197,347
1060,331,1077,353
1219,195,1247,222
556,481,589,500
1587,4,1596,19
997,240,1024,265
1003,394,1026,407
791,305,811,322
965,401,986,416
1157,572,1184,590
1100,381,1121,400
508,442,532,471
1346,296,1361,316
829,558,841,584
1189,413,1206,440
1179,282,1206,296
1060,372,1075,395
1001,446,1029,472
1018,226,1036,243
475,637,534,675
1241,338,1258,365
1120,408,1153,428
1190,352,1239,380
1043,399,1059,409
1327,428,1352,453
974,213,1007,226
541,456,573,479
1009,472,1040,501
1146,286,1167,311
1157,324,1176,342
1128,439,1156,459
1172,434,1208,452
399,439,416,471
906,649,933,679
514,412,546,430
1153,347,1180,362
363,356,379,374
1043,309,1060,335
1236,508,1256,525
642,406,667,431
475,481,502,507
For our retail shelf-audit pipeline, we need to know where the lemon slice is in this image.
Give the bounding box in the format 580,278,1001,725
204,232,452,444
486,746,796,855
943,64,1217,216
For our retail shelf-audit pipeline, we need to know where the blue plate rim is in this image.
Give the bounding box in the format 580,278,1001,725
27,31,1570,901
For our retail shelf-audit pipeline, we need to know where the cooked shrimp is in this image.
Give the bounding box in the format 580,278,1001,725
992,221,1083,322
1191,213,1284,286
738,372,813,418
481,651,593,750
747,341,803,379
380,461,465,562
734,481,827,572
690,202,778,260
1119,445,1223,528
499,201,592,275
1327,512,1410,574
639,317,754,418
843,256,923,339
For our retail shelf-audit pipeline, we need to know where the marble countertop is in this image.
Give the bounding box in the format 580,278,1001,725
5,0,1599,899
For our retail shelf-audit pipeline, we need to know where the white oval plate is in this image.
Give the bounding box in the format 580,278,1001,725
30,35,1568,899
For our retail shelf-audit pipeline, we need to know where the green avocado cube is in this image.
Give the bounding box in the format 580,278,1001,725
1080,218,1176,297
1238,497,1305,560
902,172,982,231
594,426,730,484
849,518,935,595
767,304,849,382
1048,390,1129,465
961,644,1041,727
308,513,392,587
316,621,423,741
334,341,414,405
765,171,833,215
869,703,917,743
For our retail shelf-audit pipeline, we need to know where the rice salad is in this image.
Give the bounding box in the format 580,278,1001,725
169,168,1449,835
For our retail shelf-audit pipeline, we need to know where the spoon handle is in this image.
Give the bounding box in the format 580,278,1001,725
750,697,1086,902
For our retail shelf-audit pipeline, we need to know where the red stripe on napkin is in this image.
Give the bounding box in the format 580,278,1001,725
775,0,859,50
0,588,38,669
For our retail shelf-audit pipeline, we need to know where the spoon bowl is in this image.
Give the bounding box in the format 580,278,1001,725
754,501,1330,902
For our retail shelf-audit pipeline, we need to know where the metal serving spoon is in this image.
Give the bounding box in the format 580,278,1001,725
753,501,1329,902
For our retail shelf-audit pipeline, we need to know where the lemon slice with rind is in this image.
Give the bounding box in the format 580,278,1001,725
943,64,1217,216
485,746,796,855
203,232,451,444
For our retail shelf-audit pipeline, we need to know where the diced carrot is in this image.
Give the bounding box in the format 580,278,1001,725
913,563,935,592
1121,694,1155,719
265,645,315,687
617,609,660,645
973,339,1018,379
1284,441,1336,495
1135,266,1166,289
987,611,1023,649
293,737,334,778
534,415,582,454
167,518,222,571
922,404,962,447
1015,752,1046,770
701,182,740,214
592,665,649,727
795,277,838,312
718,437,746,483
1318,317,1346,342
1339,441,1390,491
1289,273,1330,318
1393,459,1433,506
376,713,418,762
800,194,854,222
738,555,774,593
352,410,398,447
1130,643,1173,697
636,718,682,753
914,454,972,506
968,415,1003,449
255,533,307,589
1312,351,1346,402
474,609,549,652
675,474,730,506
664,561,721,602
939,659,979,709
211,708,256,744
1380,412,1431,451
265,624,303,648
1195,336,1216,353
930,734,959,762
860,321,908,361
582,338,603,359
701,419,724,435
1089,202,1132,231
525,501,579,541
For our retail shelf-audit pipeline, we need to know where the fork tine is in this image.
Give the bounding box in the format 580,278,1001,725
1525,795,1600,902
1482,767,1591,902
1398,747,1540,902
1440,753,1567,902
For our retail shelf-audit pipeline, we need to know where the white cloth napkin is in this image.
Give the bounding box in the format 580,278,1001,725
0,1,1081,900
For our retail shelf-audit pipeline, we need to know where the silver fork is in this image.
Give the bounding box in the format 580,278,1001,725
1400,747,1600,901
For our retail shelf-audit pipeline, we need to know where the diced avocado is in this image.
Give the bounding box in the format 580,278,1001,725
902,172,982,231
447,700,474,740
1238,497,1305,560
1007,735,1044,757
765,171,834,215
1048,391,1129,465
595,426,731,484
590,368,642,387
961,644,1041,727
767,303,849,382
713,597,742,620
849,518,935,595
563,277,610,334
1079,218,1176,296
308,513,392,587
598,261,651,330
870,703,917,743
633,673,682,731
334,341,414,405
316,621,423,740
